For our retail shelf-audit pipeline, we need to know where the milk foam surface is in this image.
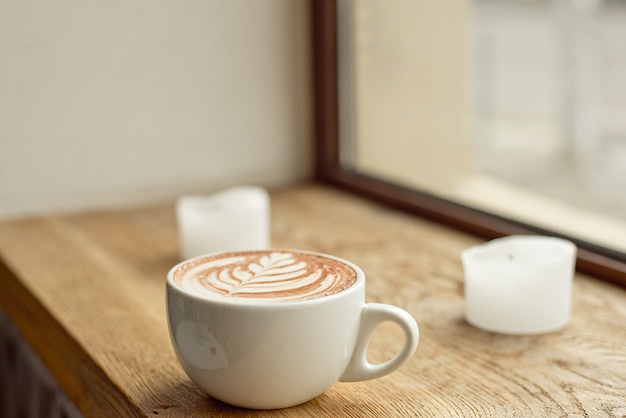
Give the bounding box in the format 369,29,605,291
172,250,357,302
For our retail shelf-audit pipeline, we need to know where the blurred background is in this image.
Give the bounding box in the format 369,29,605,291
339,0,626,253
0,0,311,219
473,0,626,222
2,0,625,252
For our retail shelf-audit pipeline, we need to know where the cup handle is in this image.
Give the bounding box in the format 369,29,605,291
340,303,419,382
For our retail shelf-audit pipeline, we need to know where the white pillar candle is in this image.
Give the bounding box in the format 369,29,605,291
461,235,576,334
176,186,270,260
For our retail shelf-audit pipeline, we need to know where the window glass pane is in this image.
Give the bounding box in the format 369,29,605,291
338,0,626,254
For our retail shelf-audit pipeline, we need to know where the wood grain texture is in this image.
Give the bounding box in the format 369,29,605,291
0,184,625,417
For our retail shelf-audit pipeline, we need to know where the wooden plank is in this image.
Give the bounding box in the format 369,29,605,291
0,184,625,417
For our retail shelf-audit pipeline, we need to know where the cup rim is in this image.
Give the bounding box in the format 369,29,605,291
166,248,365,307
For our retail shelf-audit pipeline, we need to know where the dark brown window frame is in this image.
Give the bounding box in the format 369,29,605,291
311,0,626,288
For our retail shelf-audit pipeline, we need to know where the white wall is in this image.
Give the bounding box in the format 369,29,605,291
0,0,311,218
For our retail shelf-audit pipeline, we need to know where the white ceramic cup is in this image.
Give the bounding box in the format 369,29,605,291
166,249,419,410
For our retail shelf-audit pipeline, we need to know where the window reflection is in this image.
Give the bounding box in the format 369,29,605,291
338,0,626,254
473,0,626,224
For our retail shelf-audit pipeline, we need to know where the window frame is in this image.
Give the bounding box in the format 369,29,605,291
310,0,626,287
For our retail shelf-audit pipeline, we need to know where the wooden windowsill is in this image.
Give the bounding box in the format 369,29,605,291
0,183,624,416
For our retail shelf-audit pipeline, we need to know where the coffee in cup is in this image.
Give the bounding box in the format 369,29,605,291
166,249,419,409
171,250,357,302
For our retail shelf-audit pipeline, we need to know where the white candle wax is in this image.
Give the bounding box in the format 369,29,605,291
176,186,270,260
461,235,576,334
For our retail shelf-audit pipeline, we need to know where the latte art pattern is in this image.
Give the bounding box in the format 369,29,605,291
173,251,357,302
